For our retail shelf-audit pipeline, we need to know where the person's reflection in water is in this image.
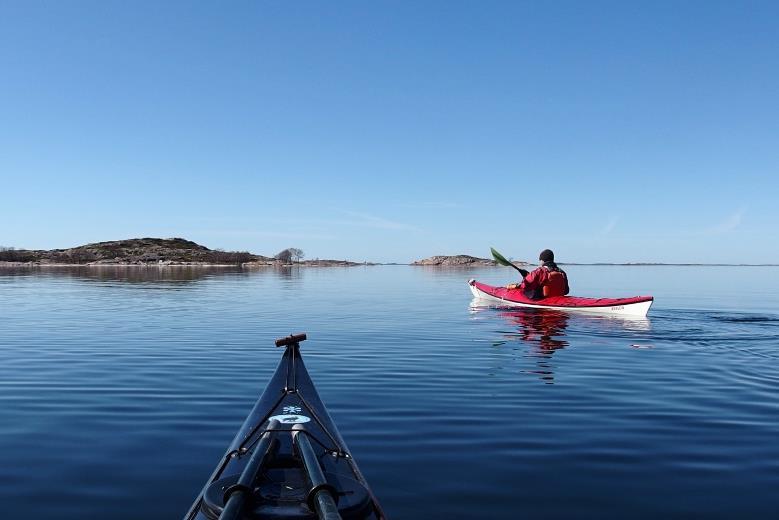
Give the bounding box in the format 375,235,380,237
499,308,569,383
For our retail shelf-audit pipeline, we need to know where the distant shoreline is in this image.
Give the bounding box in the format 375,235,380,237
409,254,778,267
2,239,777,268
3,262,777,268
0,261,373,268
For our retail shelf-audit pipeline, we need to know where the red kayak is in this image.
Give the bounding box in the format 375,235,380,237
469,279,653,316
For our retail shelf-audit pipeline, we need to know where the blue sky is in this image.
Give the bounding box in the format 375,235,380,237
1,1,776,263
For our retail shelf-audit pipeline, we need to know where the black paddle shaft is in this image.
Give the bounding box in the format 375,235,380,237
275,333,307,347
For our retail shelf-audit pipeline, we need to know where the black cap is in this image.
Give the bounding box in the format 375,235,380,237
539,249,554,262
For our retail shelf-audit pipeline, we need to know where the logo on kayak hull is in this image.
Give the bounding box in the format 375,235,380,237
269,414,311,424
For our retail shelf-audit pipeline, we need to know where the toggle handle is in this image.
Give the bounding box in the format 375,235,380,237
275,333,307,347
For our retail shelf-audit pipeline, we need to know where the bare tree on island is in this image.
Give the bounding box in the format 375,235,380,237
289,248,304,262
275,249,292,263
275,248,305,264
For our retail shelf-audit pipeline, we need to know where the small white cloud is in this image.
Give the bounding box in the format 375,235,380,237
600,217,618,235
708,208,745,234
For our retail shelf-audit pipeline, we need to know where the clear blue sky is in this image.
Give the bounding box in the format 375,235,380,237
1,1,777,263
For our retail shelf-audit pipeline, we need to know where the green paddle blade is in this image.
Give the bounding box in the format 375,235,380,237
491,247,526,277
490,247,513,266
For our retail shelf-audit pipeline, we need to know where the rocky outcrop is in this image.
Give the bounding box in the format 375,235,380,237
412,255,496,266
0,238,270,265
0,238,373,267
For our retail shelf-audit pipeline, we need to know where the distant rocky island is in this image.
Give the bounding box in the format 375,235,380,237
412,254,531,266
412,255,494,266
0,238,368,267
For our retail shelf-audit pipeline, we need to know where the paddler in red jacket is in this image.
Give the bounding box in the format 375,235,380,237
507,249,570,299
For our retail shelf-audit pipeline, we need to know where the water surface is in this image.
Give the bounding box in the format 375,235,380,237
1,265,778,518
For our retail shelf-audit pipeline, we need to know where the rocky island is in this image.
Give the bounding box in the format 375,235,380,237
0,238,368,267
412,255,494,266
412,254,534,267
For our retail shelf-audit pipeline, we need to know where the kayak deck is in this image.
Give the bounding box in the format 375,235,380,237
185,334,384,520
469,279,653,316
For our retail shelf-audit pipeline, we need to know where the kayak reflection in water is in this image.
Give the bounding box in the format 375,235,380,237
500,308,570,353
499,308,569,384
507,248,570,300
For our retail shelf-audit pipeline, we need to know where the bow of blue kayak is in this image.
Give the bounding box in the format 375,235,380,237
185,334,385,520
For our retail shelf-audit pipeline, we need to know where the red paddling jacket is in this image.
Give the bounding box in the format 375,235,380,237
520,261,570,300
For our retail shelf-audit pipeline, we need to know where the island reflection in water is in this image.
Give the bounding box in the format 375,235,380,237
0,265,309,284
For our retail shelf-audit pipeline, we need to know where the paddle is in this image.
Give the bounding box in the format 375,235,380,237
490,247,529,278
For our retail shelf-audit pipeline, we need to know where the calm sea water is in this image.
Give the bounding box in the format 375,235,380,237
1,265,778,519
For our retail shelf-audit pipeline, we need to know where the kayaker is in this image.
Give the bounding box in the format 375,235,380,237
507,249,569,299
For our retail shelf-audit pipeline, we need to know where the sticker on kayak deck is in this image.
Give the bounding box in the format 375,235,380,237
269,414,311,424
283,405,302,414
